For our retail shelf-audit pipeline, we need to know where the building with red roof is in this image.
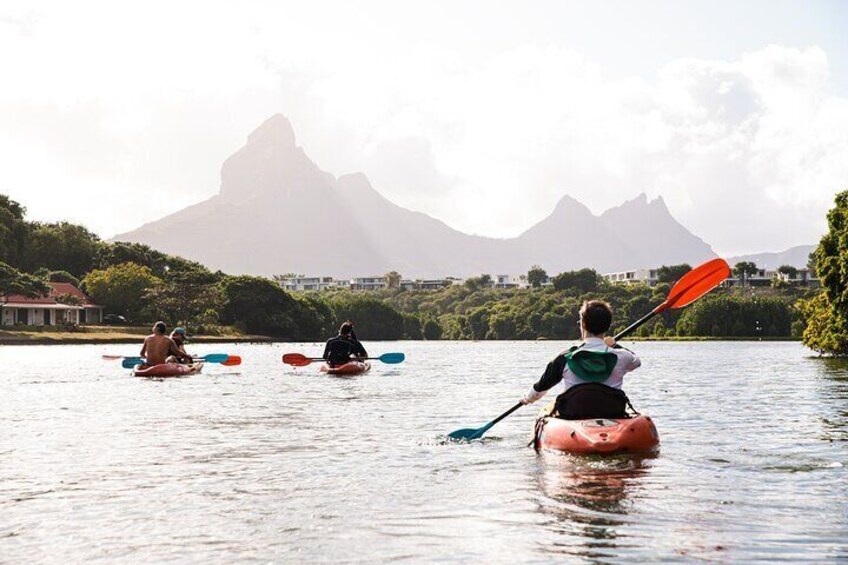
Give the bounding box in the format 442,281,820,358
1,282,103,326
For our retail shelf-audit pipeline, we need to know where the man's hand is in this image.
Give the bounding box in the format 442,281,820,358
604,336,616,347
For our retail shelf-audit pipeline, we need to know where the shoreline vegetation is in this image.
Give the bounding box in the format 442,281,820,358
0,325,802,345
4,191,848,353
0,325,273,345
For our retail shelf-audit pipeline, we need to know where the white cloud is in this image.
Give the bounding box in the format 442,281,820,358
0,2,845,256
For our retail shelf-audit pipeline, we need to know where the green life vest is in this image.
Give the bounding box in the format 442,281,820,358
564,345,618,382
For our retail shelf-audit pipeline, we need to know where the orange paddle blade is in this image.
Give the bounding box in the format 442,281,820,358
282,353,313,367
222,355,242,366
662,258,730,312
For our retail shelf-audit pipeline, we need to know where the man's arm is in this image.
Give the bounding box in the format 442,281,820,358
322,339,332,360
521,355,568,404
354,340,368,358
140,337,148,357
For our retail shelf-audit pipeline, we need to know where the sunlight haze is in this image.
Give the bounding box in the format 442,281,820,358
1,0,846,256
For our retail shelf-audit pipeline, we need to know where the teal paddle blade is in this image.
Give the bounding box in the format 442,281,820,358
201,353,230,363
447,424,491,441
122,357,142,369
378,352,405,364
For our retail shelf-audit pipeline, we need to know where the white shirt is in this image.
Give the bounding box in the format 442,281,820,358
523,337,641,404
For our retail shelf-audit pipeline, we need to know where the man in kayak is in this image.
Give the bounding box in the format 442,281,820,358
520,300,641,419
166,327,193,364
323,321,368,367
140,321,183,366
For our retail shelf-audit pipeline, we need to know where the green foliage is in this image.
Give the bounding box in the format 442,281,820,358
0,261,51,297
97,241,209,280
22,222,101,277
799,292,848,354
464,274,493,291
527,265,547,288
218,275,302,337
777,265,798,278
82,262,162,321
49,270,81,287
0,195,29,267
324,292,405,340
402,313,423,339
675,294,794,337
423,319,442,340
145,279,224,328
551,268,602,293
803,190,848,355
657,264,691,284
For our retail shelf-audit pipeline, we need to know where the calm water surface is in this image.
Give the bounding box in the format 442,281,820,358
1,341,847,563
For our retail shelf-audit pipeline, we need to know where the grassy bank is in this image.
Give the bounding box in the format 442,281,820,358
0,325,274,345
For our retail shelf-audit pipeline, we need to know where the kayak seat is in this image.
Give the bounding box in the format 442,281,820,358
553,383,631,420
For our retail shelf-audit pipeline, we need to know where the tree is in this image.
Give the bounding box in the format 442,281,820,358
527,265,547,288
49,270,81,287
23,222,101,277
384,271,402,289
657,264,691,284
551,269,601,293
464,274,493,291
803,190,848,355
0,261,50,297
733,261,759,287
82,262,162,321
423,319,442,340
218,275,303,337
145,277,224,328
0,195,29,268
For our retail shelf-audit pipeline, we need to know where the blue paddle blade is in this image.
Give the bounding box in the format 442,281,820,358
378,352,405,364
122,357,142,369
447,423,491,441
201,353,230,363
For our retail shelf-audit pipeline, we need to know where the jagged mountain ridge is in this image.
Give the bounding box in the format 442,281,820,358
113,114,718,277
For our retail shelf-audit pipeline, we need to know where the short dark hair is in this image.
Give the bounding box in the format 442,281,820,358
154,321,167,334
339,321,354,336
580,300,612,335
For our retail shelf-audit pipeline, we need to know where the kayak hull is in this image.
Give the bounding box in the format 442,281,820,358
319,361,371,375
133,362,204,378
535,414,659,454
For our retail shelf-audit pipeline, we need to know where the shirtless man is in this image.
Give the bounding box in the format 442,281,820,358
140,321,181,366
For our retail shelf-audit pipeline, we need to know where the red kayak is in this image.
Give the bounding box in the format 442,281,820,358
133,362,204,378
534,413,659,454
319,361,371,376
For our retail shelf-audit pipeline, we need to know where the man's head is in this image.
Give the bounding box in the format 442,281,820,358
170,327,188,342
339,321,354,336
153,321,167,335
579,300,612,336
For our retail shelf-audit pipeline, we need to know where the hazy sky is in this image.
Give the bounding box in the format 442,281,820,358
1,1,847,255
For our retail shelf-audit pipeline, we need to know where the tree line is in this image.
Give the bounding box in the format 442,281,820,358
1,193,811,340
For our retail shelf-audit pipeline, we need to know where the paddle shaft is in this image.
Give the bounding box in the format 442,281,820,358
488,402,523,428
612,302,667,342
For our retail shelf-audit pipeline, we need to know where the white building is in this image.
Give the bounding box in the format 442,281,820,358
1,282,103,326
603,269,659,286
350,276,388,291
276,276,342,291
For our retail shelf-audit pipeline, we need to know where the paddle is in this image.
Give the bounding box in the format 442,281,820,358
282,352,406,367
118,353,237,369
447,258,730,441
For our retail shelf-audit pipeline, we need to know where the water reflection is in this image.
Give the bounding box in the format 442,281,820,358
810,356,848,442
531,451,656,559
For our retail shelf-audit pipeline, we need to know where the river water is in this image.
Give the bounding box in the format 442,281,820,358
1,341,847,563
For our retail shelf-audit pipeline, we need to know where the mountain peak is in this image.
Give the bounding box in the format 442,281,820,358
553,194,592,216
247,113,296,148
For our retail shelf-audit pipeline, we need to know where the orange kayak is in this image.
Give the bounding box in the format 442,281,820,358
534,414,659,454
133,362,204,378
319,361,371,375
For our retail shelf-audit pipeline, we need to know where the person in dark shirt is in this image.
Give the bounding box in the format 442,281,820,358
323,321,368,366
